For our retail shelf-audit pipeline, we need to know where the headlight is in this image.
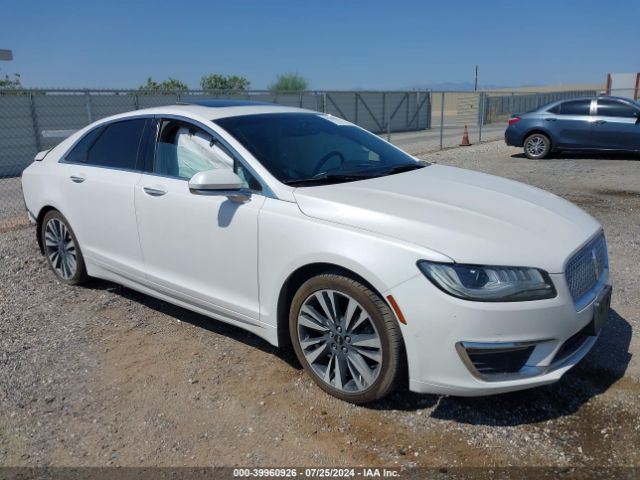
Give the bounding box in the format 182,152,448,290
417,261,556,302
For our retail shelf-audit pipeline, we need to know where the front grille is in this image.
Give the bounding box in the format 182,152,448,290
464,345,534,376
565,234,608,302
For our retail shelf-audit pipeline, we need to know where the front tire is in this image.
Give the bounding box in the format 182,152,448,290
41,210,88,285
289,273,403,404
523,133,551,159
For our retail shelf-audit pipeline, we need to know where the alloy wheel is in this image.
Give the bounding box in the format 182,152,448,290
525,135,547,158
44,218,78,280
296,289,383,393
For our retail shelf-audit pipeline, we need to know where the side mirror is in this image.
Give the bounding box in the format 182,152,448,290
188,169,249,202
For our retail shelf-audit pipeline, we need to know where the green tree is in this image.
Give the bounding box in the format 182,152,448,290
200,74,250,91
138,76,188,91
0,70,21,89
269,73,308,92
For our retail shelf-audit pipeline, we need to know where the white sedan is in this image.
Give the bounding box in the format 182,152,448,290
21,101,612,403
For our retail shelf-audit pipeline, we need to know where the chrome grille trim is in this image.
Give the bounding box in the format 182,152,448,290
565,234,608,304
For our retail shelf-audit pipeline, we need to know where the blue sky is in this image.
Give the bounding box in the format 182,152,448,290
2,0,638,90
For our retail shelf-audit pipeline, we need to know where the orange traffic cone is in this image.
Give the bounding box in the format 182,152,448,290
460,125,472,146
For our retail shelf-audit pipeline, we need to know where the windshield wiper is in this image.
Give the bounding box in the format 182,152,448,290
283,163,427,187
283,173,375,186
378,163,427,175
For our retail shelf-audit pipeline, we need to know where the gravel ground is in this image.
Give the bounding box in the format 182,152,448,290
0,177,25,222
0,141,638,468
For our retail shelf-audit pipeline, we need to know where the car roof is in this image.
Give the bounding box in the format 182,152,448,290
116,101,314,121
536,95,638,112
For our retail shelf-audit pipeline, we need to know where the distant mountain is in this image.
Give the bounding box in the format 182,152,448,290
407,81,510,91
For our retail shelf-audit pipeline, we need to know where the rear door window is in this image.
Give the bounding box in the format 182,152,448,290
597,99,638,118
558,100,591,116
86,118,147,170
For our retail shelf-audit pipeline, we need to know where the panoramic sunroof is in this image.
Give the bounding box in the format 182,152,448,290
178,99,272,108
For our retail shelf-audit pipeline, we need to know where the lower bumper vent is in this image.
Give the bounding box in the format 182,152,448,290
462,344,535,377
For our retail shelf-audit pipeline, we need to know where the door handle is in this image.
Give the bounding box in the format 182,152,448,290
594,120,607,125
70,175,85,183
143,186,167,197
545,118,557,122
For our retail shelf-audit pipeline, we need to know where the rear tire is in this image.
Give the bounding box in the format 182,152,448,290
41,210,89,285
523,133,551,159
289,273,403,404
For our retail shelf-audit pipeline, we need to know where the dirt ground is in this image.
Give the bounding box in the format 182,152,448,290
0,141,638,469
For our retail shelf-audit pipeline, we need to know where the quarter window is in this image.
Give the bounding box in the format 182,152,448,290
558,100,591,116
86,119,146,170
597,99,638,118
64,126,104,163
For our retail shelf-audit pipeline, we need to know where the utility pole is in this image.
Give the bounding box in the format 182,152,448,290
474,65,478,91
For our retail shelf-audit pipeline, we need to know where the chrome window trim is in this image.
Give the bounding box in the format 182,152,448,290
57,113,276,199
153,113,276,199
55,162,146,175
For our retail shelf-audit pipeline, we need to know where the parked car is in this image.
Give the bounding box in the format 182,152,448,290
22,101,611,403
505,96,640,159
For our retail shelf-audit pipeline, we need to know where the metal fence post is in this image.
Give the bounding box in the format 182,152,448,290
29,93,42,152
405,92,409,130
354,93,359,125
382,92,386,136
84,90,93,124
478,92,484,143
322,92,327,113
134,93,139,110
426,90,432,129
439,92,445,150
386,93,391,142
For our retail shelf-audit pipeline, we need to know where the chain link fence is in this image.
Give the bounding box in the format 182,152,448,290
0,87,598,226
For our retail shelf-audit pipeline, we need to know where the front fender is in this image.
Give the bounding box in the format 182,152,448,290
257,198,451,336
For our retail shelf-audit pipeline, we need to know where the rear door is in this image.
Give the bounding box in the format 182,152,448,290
59,117,149,281
553,99,596,148
591,98,640,151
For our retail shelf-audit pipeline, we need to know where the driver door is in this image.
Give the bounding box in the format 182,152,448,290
592,98,640,151
134,117,265,324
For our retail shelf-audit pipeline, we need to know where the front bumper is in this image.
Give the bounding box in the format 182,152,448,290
388,271,610,396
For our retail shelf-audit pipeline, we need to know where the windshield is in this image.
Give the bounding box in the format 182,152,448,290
214,113,424,185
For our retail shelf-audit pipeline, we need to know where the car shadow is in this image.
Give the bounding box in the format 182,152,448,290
82,279,302,370
83,280,632,425
217,199,242,228
511,151,640,161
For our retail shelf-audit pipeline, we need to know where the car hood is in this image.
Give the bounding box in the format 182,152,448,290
293,165,601,273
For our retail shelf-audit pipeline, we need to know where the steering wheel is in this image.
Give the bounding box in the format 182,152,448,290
312,151,345,176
